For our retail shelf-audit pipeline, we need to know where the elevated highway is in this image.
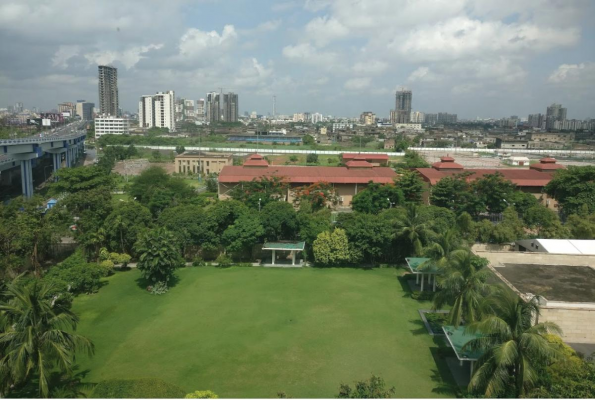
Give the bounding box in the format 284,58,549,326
0,122,87,197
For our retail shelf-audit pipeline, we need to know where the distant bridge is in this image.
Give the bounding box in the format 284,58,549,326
1,124,86,198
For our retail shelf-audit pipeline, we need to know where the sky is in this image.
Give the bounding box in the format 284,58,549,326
1,0,594,119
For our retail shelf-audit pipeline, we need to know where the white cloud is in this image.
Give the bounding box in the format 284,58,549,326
84,44,163,69
282,43,337,66
304,0,332,12
352,60,388,75
407,66,443,82
233,58,273,88
344,77,371,90
548,62,595,84
179,25,237,57
305,16,349,47
51,45,81,69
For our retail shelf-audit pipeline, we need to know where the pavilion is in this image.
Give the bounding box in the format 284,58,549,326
443,325,485,380
262,241,305,266
405,257,441,292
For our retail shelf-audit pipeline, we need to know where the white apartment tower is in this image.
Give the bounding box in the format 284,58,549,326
138,90,176,132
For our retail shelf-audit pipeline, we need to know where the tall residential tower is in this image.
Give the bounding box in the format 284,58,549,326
138,90,176,132
395,89,412,124
223,92,238,122
98,65,119,116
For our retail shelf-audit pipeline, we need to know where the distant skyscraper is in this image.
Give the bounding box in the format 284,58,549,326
222,92,238,122
14,102,24,113
205,92,221,123
545,103,567,130
138,90,176,132
528,113,544,129
98,65,119,116
76,101,95,121
196,99,205,122
410,111,425,124
395,89,412,123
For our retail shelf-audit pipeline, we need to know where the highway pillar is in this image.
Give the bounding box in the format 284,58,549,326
20,159,33,198
48,148,67,180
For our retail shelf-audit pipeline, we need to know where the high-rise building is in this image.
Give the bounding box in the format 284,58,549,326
174,98,185,122
205,92,221,123
94,115,129,138
410,111,425,124
546,103,567,130
76,101,95,121
58,102,76,117
184,99,195,120
98,65,119,116
196,99,205,122
528,113,544,129
14,102,24,113
395,89,412,124
222,92,238,122
360,112,376,125
437,112,457,124
311,112,323,124
138,90,176,132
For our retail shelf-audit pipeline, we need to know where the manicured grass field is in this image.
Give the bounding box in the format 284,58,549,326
72,267,455,398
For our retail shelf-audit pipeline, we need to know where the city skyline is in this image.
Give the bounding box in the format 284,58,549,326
0,1,594,119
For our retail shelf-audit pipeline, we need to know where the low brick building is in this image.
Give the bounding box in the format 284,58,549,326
175,151,232,175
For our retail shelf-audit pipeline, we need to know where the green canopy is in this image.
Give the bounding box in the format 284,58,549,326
262,241,305,251
405,257,441,274
442,325,484,361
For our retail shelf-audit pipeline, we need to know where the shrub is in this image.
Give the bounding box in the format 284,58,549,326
99,259,115,275
236,262,253,268
215,253,233,268
192,256,205,267
149,281,169,295
45,263,107,294
91,378,186,398
185,390,218,399
411,291,434,301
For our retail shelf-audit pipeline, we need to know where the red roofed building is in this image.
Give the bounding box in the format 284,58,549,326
529,158,567,173
219,154,397,207
415,156,563,209
342,153,389,166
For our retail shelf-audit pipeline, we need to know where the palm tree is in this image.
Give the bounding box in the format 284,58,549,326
0,279,94,397
397,204,428,256
432,249,492,327
422,229,463,268
464,290,562,397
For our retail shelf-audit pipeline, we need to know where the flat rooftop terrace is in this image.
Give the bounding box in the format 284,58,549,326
495,263,595,303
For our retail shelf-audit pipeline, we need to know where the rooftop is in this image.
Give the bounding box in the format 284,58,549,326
495,263,595,303
262,241,306,251
342,153,389,161
405,257,440,273
517,239,595,255
176,151,232,158
442,326,484,361
416,167,552,186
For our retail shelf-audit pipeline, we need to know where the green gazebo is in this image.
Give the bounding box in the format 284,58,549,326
405,257,441,292
443,325,485,380
262,241,305,266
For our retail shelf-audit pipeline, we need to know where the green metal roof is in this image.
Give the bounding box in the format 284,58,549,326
442,326,484,361
262,241,305,251
405,257,441,273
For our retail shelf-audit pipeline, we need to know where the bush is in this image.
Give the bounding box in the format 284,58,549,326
149,281,169,295
45,263,107,294
192,256,205,267
185,390,218,399
411,291,435,301
215,253,233,268
99,259,115,275
91,378,186,398
236,262,253,268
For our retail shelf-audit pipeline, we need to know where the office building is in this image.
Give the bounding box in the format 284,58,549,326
410,111,425,124
175,151,233,175
528,113,544,129
196,99,205,122
222,92,238,122
98,65,119,116
360,112,376,125
138,90,176,132
174,98,185,122
76,101,95,121
205,92,221,123
184,99,195,120
395,89,412,123
58,102,76,117
311,112,323,124
94,115,129,138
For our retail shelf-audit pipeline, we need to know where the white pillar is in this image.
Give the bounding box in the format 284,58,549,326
416,273,419,284
272,249,275,265
292,251,295,266
421,274,425,292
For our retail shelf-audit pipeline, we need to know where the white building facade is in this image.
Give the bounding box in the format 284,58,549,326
138,90,176,132
95,116,130,138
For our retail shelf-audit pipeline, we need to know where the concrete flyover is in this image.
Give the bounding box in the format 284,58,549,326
1,122,87,198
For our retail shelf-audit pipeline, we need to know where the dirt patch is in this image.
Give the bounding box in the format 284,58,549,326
112,159,175,176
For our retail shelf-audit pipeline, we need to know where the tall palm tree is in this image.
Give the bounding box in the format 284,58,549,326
432,249,492,327
464,290,562,398
0,279,94,397
397,204,428,256
422,229,463,268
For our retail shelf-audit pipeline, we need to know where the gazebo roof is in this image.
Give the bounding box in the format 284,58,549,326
262,241,305,251
405,257,440,273
442,326,484,361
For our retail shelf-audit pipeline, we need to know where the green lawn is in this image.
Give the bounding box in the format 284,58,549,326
72,267,456,398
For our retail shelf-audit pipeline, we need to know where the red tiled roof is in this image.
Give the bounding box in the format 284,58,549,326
219,165,397,184
540,157,557,163
416,168,552,187
342,153,389,161
243,153,270,167
345,160,373,168
431,155,464,170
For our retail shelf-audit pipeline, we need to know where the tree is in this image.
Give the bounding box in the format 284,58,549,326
430,174,483,216
393,150,429,168
302,135,315,146
313,228,351,265
229,176,288,210
135,228,183,286
0,279,94,397
351,182,405,214
394,170,425,203
293,182,338,211
222,214,264,258
129,166,194,212
337,375,395,398
433,249,491,328
306,153,318,164
523,205,568,238
104,202,152,255
50,165,113,195
338,212,394,263
545,166,595,215
205,174,218,192
157,205,217,255
175,145,186,155
465,290,562,398
396,205,429,256
289,155,298,163
565,206,595,239
471,173,517,214
260,201,298,241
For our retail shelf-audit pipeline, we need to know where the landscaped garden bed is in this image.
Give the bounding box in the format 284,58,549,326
419,310,450,335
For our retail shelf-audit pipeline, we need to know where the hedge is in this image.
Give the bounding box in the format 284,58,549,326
91,378,186,398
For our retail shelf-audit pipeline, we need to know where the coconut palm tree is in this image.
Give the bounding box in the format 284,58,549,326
432,249,492,327
0,279,94,397
397,204,428,256
464,290,562,398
